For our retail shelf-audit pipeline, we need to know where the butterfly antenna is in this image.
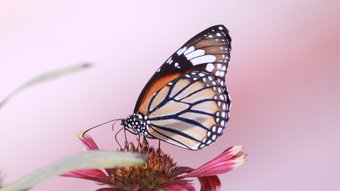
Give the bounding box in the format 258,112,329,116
111,120,119,132
82,118,123,137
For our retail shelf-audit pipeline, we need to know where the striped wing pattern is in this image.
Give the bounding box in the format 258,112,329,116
145,71,230,150
122,25,232,150
134,25,231,114
171,24,231,88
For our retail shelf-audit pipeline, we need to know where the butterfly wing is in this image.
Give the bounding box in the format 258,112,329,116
134,25,231,115
144,71,230,150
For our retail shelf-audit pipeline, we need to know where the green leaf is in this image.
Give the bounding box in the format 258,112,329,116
0,63,91,109
0,151,145,191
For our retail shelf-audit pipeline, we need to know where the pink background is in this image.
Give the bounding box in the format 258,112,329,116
1,0,339,190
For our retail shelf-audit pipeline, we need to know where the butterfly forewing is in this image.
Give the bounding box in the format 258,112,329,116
122,25,232,150
145,71,230,150
134,25,231,115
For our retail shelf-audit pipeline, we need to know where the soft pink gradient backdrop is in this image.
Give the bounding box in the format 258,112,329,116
1,1,339,190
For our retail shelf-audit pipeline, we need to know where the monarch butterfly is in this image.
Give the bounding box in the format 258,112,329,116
120,25,231,150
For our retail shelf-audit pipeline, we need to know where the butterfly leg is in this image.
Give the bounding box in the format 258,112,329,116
142,136,149,147
157,140,161,153
123,128,128,144
114,127,124,150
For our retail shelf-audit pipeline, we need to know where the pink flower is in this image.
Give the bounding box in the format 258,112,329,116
63,135,246,191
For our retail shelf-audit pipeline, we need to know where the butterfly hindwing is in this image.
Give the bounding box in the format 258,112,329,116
145,71,230,150
134,25,231,115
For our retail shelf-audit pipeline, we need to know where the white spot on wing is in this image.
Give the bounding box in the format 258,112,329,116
222,103,226,110
177,47,187,55
215,71,221,76
184,46,195,55
221,112,226,118
217,63,222,69
215,71,225,77
174,62,180,68
191,55,216,65
166,57,172,63
221,120,225,126
217,127,223,133
192,145,199,150
206,63,214,72
186,49,205,60
199,73,205,77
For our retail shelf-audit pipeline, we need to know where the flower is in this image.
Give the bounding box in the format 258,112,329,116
63,134,246,191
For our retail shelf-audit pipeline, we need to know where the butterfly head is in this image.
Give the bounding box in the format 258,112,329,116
121,113,149,136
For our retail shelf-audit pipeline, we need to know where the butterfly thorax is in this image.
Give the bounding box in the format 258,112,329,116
121,113,149,136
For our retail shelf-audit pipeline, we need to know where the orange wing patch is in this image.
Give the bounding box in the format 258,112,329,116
138,73,182,115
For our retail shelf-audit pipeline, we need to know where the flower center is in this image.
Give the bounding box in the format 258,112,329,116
109,140,176,190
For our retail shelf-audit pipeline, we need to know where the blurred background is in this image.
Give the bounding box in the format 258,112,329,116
0,0,339,190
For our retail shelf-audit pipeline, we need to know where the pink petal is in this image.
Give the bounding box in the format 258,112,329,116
198,176,221,191
78,134,99,150
62,169,110,184
78,134,114,175
161,180,196,191
173,166,193,176
184,145,246,177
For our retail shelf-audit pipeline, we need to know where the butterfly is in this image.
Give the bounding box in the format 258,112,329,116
121,25,231,150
